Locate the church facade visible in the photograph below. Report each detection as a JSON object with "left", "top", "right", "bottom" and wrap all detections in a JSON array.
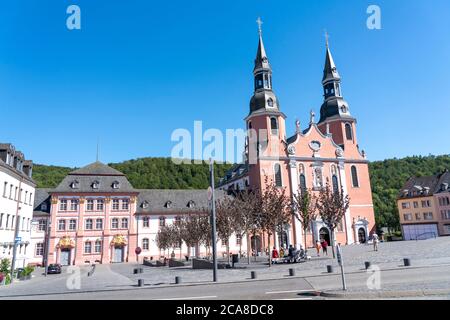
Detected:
[{"left": 219, "top": 25, "right": 376, "bottom": 250}]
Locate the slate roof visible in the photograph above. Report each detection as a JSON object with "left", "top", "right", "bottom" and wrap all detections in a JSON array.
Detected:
[
  {"left": 135, "top": 189, "right": 229, "bottom": 214},
  {"left": 398, "top": 170, "right": 449, "bottom": 199},
  {"left": 435, "top": 170, "right": 450, "bottom": 195},
  {"left": 52, "top": 161, "right": 136, "bottom": 193},
  {"left": 217, "top": 163, "right": 249, "bottom": 187},
  {"left": 33, "top": 188, "right": 51, "bottom": 216},
  {"left": 70, "top": 161, "right": 124, "bottom": 176}
]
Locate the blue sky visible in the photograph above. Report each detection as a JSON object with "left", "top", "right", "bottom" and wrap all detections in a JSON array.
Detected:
[{"left": 0, "top": 0, "right": 449, "bottom": 167}]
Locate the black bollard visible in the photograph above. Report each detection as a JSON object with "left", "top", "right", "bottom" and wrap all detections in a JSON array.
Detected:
[
  {"left": 138, "top": 279, "right": 144, "bottom": 287},
  {"left": 175, "top": 276, "right": 181, "bottom": 284},
  {"left": 251, "top": 271, "right": 257, "bottom": 279},
  {"left": 327, "top": 265, "right": 334, "bottom": 273},
  {"left": 365, "top": 261, "right": 371, "bottom": 270},
  {"left": 289, "top": 268, "right": 295, "bottom": 277},
  {"left": 403, "top": 258, "right": 411, "bottom": 267}
]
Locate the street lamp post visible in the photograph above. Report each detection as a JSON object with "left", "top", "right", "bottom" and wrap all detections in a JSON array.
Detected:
[
  {"left": 209, "top": 159, "right": 218, "bottom": 282},
  {"left": 44, "top": 216, "right": 52, "bottom": 277}
]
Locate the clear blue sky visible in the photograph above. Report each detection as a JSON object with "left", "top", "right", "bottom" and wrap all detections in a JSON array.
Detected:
[{"left": 0, "top": 0, "right": 449, "bottom": 167}]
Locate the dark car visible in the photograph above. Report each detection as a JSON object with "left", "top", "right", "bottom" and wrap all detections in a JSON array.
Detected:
[{"left": 46, "top": 264, "right": 62, "bottom": 274}]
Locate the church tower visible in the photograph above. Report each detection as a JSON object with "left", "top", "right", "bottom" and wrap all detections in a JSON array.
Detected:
[
  {"left": 317, "top": 38, "right": 360, "bottom": 155},
  {"left": 245, "top": 18, "right": 287, "bottom": 190}
]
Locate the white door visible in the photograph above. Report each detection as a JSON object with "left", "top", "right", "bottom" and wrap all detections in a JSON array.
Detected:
[
  {"left": 402, "top": 224, "right": 438, "bottom": 240},
  {"left": 60, "top": 249, "right": 70, "bottom": 266}
]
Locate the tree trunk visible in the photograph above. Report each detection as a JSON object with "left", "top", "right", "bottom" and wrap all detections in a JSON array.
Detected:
[
  {"left": 304, "top": 229, "right": 307, "bottom": 253},
  {"left": 227, "top": 240, "right": 230, "bottom": 265},
  {"left": 268, "top": 234, "right": 272, "bottom": 267},
  {"left": 247, "top": 233, "right": 251, "bottom": 265},
  {"left": 330, "top": 229, "right": 336, "bottom": 259}
]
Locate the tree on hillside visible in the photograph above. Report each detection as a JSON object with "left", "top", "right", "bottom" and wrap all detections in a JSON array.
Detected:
[
  {"left": 291, "top": 187, "right": 317, "bottom": 251},
  {"left": 316, "top": 180, "right": 350, "bottom": 258}
]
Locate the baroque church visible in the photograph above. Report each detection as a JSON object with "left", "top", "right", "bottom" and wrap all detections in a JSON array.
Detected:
[{"left": 218, "top": 22, "right": 376, "bottom": 251}]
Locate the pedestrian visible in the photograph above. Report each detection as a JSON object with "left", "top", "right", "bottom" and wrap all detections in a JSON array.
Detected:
[
  {"left": 280, "top": 247, "right": 285, "bottom": 258},
  {"left": 315, "top": 240, "right": 321, "bottom": 257},
  {"left": 288, "top": 245, "right": 294, "bottom": 263},
  {"left": 372, "top": 232, "right": 379, "bottom": 251},
  {"left": 321, "top": 239, "right": 328, "bottom": 256},
  {"left": 271, "top": 246, "right": 279, "bottom": 264}
]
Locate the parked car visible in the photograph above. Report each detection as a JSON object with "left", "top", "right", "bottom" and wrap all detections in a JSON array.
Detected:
[{"left": 46, "top": 264, "right": 62, "bottom": 274}]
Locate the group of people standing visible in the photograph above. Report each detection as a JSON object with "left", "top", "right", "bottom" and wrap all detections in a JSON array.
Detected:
[{"left": 315, "top": 239, "right": 329, "bottom": 256}]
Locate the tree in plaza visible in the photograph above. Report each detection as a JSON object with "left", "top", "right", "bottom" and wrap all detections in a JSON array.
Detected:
[
  {"left": 259, "top": 175, "right": 292, "bottom": 267},
  {"left": 291, "top": 187, "right": 317, "bottom": 252},
  {"left": 215, "top": 196, "right": 236, "bottom": 264},
  {"left": 234, "top": 189, "right": 263, "bottom": 264},
  {"left": 168, "top": 223, "right": 183, "bottom": 260},
  {"left": 180, "top": 214, "right": 208, "bottom": 258},
  {"left": 316, "top": 180, "right": 350, "bottom": 258},
  {"left": 155, "top": 226, "right": 171, "bottom": 257}
]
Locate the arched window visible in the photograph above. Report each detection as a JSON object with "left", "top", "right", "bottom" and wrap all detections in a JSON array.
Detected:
[
  {"left": 299, "top": 174, "right": 306, "bottom": 192},
  {"left": 274, "top": 164, "right": 282, "bottom": 187},
  {"left": 267, "top": 98, "right": 274, "bottom": 107},
  {"left": 332, "top": 175, "right": 339, "bottom": 193},
  {"left": 270, "top": 117, "right": 278, "bottom": 135},
  {"left": 351, "top": 166, "right": 359, "bottom": 187},
  {"left": 345, "top": 123, "right": 353, "bottom": 140},
  {"left": 142, "top": 238, "right": 149, "bottom": 250}
]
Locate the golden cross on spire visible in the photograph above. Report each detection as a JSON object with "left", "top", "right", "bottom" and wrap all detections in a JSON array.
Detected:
[{"left": 256, "top": 17, "right": 263, "bottom": 35}]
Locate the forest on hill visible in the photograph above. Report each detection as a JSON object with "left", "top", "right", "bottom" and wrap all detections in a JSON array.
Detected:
[{"left": 32, "top": 155, "right": 450, "bottom": 231}]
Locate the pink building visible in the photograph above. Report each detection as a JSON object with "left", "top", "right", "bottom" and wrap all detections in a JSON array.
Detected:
[
  {"left": 219, "top": 25, "right": 376, "bottom": 250},
  {"left": 46, "top": 162, "right": 139, "bottom": 265}
]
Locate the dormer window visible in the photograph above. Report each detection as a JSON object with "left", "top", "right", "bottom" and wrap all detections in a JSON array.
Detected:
[
  {"left": 41, "top": 203, "right": 47, "bottom": 211},
  {"left": 112, "top": 181, "right": 120, "bottom": 189},
  {"left": 187, "top": 201, "right": 195, "bottom": 208},
  {"left": 165, "top": 201, "right": 172, "bottom": 209},
  {"left": 92, "top": 181, "right": 100, "bottom": 189},
  {"left": 70, "top": 180, "right": 79, "bottom": 189},
  {"left": 141, "top": 201, "right": 150, "bottom": 209}
]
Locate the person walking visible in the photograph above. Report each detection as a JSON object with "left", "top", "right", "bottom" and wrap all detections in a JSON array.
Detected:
[
  {"left": 315, "top": 240, "right": 321, "bottom": 257},
  {"left": 372, "top": 232, "right": 380, "bottom": 251},
  {"left": 321, "top": 239, "right": 328, "bottom": 256},
  {"left": 288, "top": 245, "right": 294, "bottom": 263},
  {"left": 271, "top": 246, "right": 279, "bottom": 264}
]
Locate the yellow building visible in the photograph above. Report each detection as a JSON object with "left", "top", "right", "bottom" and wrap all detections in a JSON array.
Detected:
[{"left": 397, "top": 170, "right": 450, "bottom": 240}]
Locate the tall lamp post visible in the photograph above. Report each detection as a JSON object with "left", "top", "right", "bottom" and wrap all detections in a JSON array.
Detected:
[
  {"left": 208, "top": 158, "right": 218, "bottom": 282},
  {"left": 44, "top": 214, "right": 52, "bottom": 277}
]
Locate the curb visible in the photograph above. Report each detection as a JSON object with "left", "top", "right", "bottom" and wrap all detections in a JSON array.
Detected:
[{"left": 320, "top": 288, "right": 450, "bottom": 299}]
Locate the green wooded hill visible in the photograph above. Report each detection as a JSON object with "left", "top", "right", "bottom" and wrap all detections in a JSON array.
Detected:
[{"left": 32, "top": 155, "right": 450, "bottom": 230}]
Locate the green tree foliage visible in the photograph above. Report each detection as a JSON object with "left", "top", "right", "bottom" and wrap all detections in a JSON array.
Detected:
[{"left": 32, "top": 165, "right": 74, "bottom": 188}]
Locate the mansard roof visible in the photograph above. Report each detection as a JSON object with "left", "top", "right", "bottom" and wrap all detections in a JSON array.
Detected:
[
  {"left": 70, "top": 161, "right": 124, "bottom": 176},
  {"left": 135, "top": 189, "right": 229, "bottom": 214},
  {"left": 398, "top": 170, "right": 450, "bottom": 199},
  {"left": 52, "top": 161, "right": 136, "bottom": 193}
]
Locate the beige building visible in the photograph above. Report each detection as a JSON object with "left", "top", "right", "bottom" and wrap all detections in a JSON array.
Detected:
[{"left": 397, "top": 170, "right": 450, "bottom": 240}]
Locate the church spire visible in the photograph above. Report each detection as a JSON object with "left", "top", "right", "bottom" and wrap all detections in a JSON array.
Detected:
[
  {"left": 248, "top": 18, "right": 280, "bottom": 115},
  {"left": 322, "top": 31, "right": 341, "bottom": 89},
  {"left": 318, "top": 33, "right": 352, "bottom": 124},
  {"left": 254, "top": 17, "right": 271, "bottom": 73}
]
